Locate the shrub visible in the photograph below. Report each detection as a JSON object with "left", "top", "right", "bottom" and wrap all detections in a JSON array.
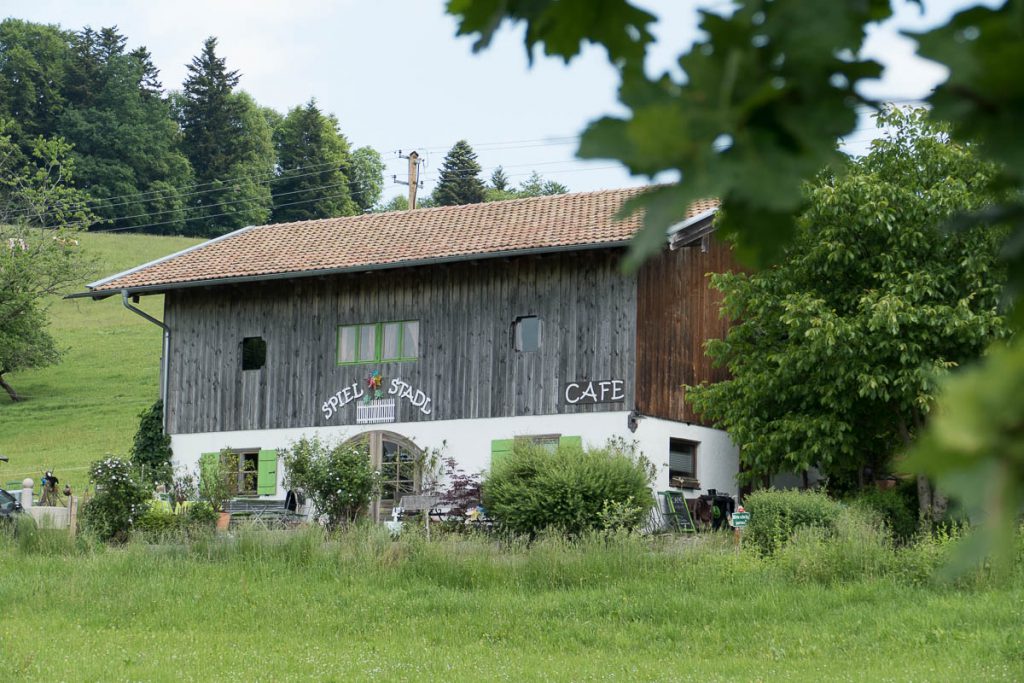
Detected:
[
  {"left": 184, "top": 501, "right": 218, "bottom": 528},
  {"left": 743, "top": 489, "right": 843, "bottom": 555},
  {"left": 130, "top": 400, "right": 173, "bottom": 485},
  {"left": 774, "top": 506, "right": 895, "bottom": 584},
  {"left": 198, "top": 449, "right": 240, "bottom": 512},
  {"left": 81, "top": 457, "right": 150, "bottom": 542},
  {"left": 135, "top": 506, "right": 181, "bottom": 535},
  {"left": 282, "top": 435, "right": 378, "bottom": 529},
  {"left": 481, "top": 437, "right": 655, "bottom": 537},
  {"left": 849, "top": 483, "right": 919, "bottom": 542},
  {"left": 436, "top": 456, "right": 483, "bottom": 517}
]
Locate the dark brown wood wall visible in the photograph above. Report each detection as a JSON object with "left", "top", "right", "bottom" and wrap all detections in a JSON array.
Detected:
[
  {"left": 163, "top": 250, "right": 638, "bottom": 435},
  {"left": 635, "top": 237, "right": 738, "bottom": 424}
]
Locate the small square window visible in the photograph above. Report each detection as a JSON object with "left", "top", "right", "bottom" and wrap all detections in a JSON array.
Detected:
[
  {"left": 242, "top": 337, "right": 266, "bottom": 371},
  {"left": 514, "top": 316, "right": 542, "bottom": 352},
  {"left": 669, "top": 438, "right": 699, "bottom": 489}
]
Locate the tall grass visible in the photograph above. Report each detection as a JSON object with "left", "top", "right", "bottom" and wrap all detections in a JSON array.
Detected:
[
  {"left": 1, "top": 524, "right": 1021, "bottom": 680},
  {"left": 2, "top": 524, "right": 1022, "bottom": 680}
]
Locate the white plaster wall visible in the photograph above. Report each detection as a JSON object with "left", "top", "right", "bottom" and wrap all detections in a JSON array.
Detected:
[{"left": 170, "top": 412, "right": 739, "bottom": 501}]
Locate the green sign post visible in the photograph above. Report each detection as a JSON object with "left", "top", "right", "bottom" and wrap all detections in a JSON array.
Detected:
[{"left": 730, "top": 511, "right": 750, "bottom": 528}]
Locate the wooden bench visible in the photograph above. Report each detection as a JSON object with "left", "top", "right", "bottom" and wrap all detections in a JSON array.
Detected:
[
  {"left": 225, "top": 498, "right": 302, "bottom": 528},
  {"left": 397, "top": 495, "right": 440, "bottom": 538}
]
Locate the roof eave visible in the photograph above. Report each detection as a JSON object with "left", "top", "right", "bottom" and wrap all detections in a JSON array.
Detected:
[
  {"left": 80, "top": 239, "right": 634, "bottom": 299},
  {"left": 84, "top": 225, "right": 257, "bottom": 290}
]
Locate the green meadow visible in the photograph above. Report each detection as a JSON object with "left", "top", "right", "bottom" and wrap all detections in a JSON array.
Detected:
[
  {"left": 0, "top": 527, "right": 1021, "bottom": 682},
  {"left": 0, "top": 232, "right": 200, "bottom": 492}
]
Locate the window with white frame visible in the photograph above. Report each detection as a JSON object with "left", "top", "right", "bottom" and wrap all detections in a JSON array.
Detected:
[{"left": 669, "top": 438, "right": 699, "bottom": 489}]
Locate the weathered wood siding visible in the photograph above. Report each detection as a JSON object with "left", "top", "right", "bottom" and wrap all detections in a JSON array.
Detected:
[
  {"left": 164, "top": 250, "right": 637, "bottom": 434},
  {"left": 635, "top": 238, "right": 738, "bottom": 425}
]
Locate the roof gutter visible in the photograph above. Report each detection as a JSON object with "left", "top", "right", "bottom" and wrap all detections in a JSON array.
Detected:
[
  {"left": 122, "top": 290, "right": 170, "bottom": 427},
  {"left": 76, "top": 239, "right": 634, "bottom": 299}
]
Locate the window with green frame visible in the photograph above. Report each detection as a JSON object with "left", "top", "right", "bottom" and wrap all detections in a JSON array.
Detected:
[{"left": 337, "top": 320, "right": 419, "bottom": 365}]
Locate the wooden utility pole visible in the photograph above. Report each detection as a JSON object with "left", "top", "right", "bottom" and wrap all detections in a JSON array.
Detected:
[{"left": 393, "top": 150, "right": 423, "bottom": 209}]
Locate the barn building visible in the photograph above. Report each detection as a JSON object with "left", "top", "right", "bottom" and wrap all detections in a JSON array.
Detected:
[{"left": 77, "top": 188, "right": 740, "bottom": 519}]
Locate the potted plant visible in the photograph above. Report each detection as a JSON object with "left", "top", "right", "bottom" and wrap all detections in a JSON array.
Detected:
[{"left": 199, "top": 449, "right": 239, "bottom": 530}]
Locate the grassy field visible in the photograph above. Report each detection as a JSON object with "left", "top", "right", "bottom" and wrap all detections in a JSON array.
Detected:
[
  {"left": 0, "top": 232, "right": 201, "bottom": 492},
  {"left": 0, "top": 528, "right": 1021, "bottom": 682}
]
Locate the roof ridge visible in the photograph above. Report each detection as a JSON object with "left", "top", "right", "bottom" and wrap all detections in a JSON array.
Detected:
[{"left": 250, "top": 186, "right": 650, "bottom": 232}]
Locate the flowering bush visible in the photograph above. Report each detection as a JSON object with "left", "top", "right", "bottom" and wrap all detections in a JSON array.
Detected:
[
  {"left": 81, "top": 457, "right": 150, "bottom": 542},
  {"left": 282, "top": 436, "right": 378, "bottom": 529}
]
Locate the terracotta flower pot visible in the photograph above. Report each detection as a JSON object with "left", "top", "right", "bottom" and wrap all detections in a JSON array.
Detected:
[{"left": 216, "top": 511, "right": 231, "bottom": 531}]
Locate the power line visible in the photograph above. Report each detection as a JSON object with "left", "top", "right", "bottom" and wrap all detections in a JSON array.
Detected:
[
  {"left": 64, "top": 179, "right": 353, "bottom": 229},
  {"left": 3, "top": 158, "right": 351, "bottom": 220},
  {"left": 91, "top": 188, "right": 367, "bottom": 234},
  {"left": 88, "top": 165, "right": 628, "bottom": 235}
]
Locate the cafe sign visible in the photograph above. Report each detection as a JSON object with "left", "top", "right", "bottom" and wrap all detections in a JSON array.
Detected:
[{"left": 562, "top": 379, "right": 626, "bottom": 405}]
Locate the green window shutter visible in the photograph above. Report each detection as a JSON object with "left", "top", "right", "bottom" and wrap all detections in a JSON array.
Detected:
[
  {"left": 559, "top": 436, "right": 583, "bottom": 450},
  {"left": 490, "top": 439, "right": 514, "bottom": 469},
  {"left": 198, "top": 452, "right": 220, "bottom": 492},
  {"left": 257, "top": 449, "right": 278, "bottom": 496}
]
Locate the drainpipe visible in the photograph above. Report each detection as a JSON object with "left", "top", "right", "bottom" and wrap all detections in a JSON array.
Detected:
[{"left": 121, "top": 290, "right": 170, "bottom": 428}]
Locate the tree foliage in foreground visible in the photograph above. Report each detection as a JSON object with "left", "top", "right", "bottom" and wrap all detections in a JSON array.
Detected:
[
  {"left": 688, "top": 111, "right": 1007, "bottom": 517},
  {"left": 447, "top": 0, "right": 1024, "bottom": 561}
]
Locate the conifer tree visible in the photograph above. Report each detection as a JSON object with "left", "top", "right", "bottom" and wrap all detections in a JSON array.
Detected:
[
  {"left": 432, "top": 139, "right": 485, "bottom": 206},
  {"left": 490, "top": 166, "right": 509, "bottom": 191},
  {"left": 179, "top": 38, "right": 273, "bottom": 235}
]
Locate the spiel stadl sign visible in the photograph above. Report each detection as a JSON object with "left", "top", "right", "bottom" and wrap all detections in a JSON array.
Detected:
[{"left": 322, "top": 372, "right": 434, "bottom": 421}]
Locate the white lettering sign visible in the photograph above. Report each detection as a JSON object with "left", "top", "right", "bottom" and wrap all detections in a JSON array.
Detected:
[
  {"left": 322, "top": 382, "right": 365, "bottom": 419},
  {"left": 321, "top": 378, "right": 435, "bottom": 422},
  {"left": 388, "top": 378, "right": 433, "bottom": 415},
  {"left": 563, "top": 379, "right": 626, "bottom": 405}
]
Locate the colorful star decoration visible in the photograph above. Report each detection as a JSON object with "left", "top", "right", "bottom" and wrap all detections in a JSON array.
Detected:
[{"left": 364, "top": 370, "right": 385, "bottom": 402}]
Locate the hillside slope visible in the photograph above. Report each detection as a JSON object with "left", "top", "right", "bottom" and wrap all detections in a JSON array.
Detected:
[{"left": 0, "top": 232, "right": 201, "bottom": 492}]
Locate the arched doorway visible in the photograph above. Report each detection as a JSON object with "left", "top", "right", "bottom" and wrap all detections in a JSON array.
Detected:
[{"left": 344, "top": 431, "right": 423, "bottom": 522}]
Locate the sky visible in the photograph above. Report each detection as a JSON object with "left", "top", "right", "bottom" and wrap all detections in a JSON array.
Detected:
[{"left": 0, "top": 0, "right": 994, "bottom": 204}]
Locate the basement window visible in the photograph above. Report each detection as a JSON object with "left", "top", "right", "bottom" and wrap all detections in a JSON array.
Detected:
[
  {"left": 669, "top": 439, "right": 699, "bottom": 489},
  {"left": 514, "top": 316, "right": 542, "bottom": 352},
  {"left": 242, "top": 337, "right": 266, "bottom": 371}
]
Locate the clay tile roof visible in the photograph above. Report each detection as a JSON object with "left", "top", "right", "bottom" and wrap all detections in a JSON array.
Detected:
[{"left": 86, "top": 187, "right": 719, "bottom": 295}]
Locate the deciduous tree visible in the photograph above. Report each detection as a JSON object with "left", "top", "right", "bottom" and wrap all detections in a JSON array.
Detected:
[
  {"left": 0, "top": 124, "right": 95, "bottom": 401},
  {"left": 687, "top": 111, "right": 1007, "bottom": 519},
  {"left": 272, "top": 99, "right": 356, "bottom": 222}
]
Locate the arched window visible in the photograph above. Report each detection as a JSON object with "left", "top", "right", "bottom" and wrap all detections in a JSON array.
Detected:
[{"left": 343, "top": 431, "right": 423, "bottom": 522}]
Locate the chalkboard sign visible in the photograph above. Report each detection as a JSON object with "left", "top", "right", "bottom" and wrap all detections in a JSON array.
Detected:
[{"left": 660, "top": 491, "right": 696, "bottom": 533}]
